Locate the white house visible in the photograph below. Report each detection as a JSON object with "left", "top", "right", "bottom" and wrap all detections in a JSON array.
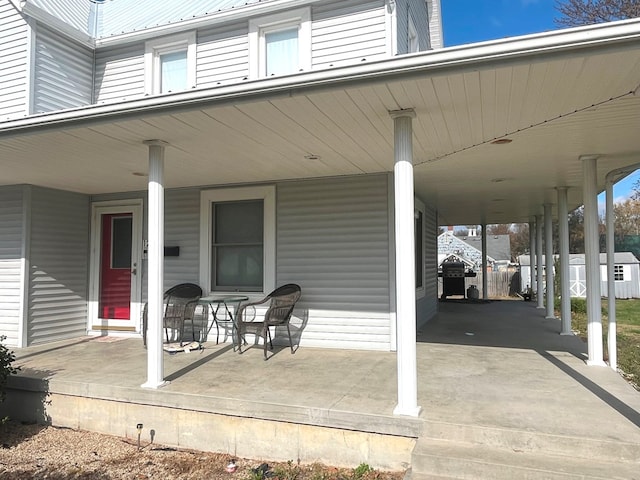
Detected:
[
  {"left": 1, "top": 0, "right": 640, "bottom": 417},
  {"left": 518, "top": 253, "right": 640, "bottom": 299}
]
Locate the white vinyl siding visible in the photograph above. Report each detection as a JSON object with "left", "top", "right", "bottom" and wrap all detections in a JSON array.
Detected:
[
  {"left": 164, "top": 189, "right": 200, "bottom": 290},
  {"left": 28, "top": 187, "right": 89, "bottom": 345},
  {"left": 396, "top": 0, "right": 430, "bottom": 55},
  {"left": 33, "top": 25, "right": 93, "bottom": 113},
  {"left": 94, "top": 44, "right": 145, "bottom": 104},
  {"left": 197, "top": 23, "right": 249, "bottom": 88},
  {"left": 312, "top": 0, "right": 387, "bottom": 70},
  {"left": 0, "top": 186, "right": 26, "bottom": 346},
  {"left": 0, "top": 3, "right": 29, "bottom": 119},
  {"left": 277, "top": 175, "right": 392, "bottom": 350}
]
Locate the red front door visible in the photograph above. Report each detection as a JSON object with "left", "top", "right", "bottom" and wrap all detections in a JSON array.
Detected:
[{"left": 99, "top": 213, "right": 133, "bottom": 320}]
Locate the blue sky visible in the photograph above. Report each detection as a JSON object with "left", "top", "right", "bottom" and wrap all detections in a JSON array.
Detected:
[{"left": 441, "top": 0, "right": 639, "bottom": 201}]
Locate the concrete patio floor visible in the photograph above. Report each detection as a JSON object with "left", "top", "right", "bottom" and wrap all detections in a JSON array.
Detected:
[{"left": 5, "top": 299, "right": 640, "bottom": 477}]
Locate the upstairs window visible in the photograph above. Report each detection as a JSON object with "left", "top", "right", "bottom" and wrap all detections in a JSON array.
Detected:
[
  {"left": 145, "top": 32, "right": 196, "bottom": 94},
  {"left": 408, "top": 17, "right": 419, "bottom": 53},
  {"left": 250, "top": 8, "right": 311, "bottom": 78}
]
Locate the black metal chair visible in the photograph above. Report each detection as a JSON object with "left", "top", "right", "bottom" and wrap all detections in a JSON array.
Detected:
[
  {"left": 142, "top": 283, "right": 203, "bottom": 347},
  {"left": 235, "top": 284, "right": 301, "bottom": 360}
]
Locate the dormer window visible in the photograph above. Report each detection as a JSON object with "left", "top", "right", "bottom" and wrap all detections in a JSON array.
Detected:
[
  {"left": 145, "top": 32, "right": 196, "bottom": 94},
  {"left": 249, "top": 8, "right": 311, "bottom": 79}
]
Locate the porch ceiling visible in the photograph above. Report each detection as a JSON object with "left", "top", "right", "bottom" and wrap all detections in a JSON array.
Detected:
[{"left": 2, "top": 21, "right": 640, "bottom": 225}]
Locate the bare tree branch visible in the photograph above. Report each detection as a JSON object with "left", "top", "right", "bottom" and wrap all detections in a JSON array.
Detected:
[{"left": 555, "top": 0, "right": 640, "bottom": 27}]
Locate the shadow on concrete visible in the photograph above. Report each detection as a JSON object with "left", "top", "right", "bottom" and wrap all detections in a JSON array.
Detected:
[
  {"left": 418, "top": 299, "right": 587, "bottom": 359},
  {"left": 538, "top": 350, "right": 640, "bottom": 428},
  {"left": 165, "top": 344, "right": 235, "bottom": 382}
]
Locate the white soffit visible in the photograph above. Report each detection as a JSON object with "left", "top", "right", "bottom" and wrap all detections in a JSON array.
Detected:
[{"left": 0, "top": 19, "right": 640, "bottom": 225}]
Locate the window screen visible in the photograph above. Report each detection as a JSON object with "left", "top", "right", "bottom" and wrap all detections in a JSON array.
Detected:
[{"left": 211, "top": 200, "right": 264, "bottom": 291}]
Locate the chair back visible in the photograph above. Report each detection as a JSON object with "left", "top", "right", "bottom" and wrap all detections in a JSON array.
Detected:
[
  {"left": 162, "top": 283, "right": 203, "bottom": 328},
  {"left": 264, "top": 283, "right": 301, "bottom": 326}
]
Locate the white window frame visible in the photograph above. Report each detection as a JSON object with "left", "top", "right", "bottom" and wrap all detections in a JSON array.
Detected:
[
  {"left": 145, "top": 32, "right": 196, "bottom": 95},
  {"left": 614, "top": 264, "right": 627, "bottom": 282},
  {"left": 199, "top": 186, "right": 276, "bottom": 296},
  {"left": 408, "top": 16, "right": 419, "bottom": 53},
  {"left": 415, "top": 198, "right": 426, "bottom": 299},
  {"left": 249, "top": 8, "right": 311, "bottom": 79}
]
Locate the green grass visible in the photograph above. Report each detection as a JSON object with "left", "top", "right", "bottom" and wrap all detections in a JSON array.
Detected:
[{"left": 562, "top": 298, "right": 640, "bottom": 390}]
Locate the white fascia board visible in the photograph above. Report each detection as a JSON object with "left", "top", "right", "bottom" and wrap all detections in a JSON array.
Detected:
[
  {"left": 95, "top": 0, "right": 325, "bottom": 48},
  {"left": 21, "top": 2, "right": 94, "bottom": 47},
  {"left": 2, "top": 18, "right": 640, "bottom": 136}
]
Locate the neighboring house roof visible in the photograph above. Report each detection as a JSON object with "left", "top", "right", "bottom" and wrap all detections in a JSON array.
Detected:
[
  {"left": 461, "top": 235, "right": 511, "bottom": 262},
  {"left": 438, "top": 231, "right": 511, "bottom": 266},
  {"left": 23, "top": 0, "right": 279, "bottom": 40},
  {"left": 517, "top": 252, "right": 640, "bottom": 265}
]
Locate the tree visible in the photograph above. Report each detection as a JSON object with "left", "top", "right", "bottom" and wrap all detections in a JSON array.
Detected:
[
  {"left": 613, "top": 198, "right": 640, "bottom": 237},
  {"left": 555, "top": 0, "right": 640, "bottom": 27},
  {"left": 632, "top": 178, "right": 640, "bottom": 201},
  {"left": 509, "top": 223, "right": 531, "bottom": 258},
  {"left": 486, "top": 224, "right": 512, "bottom": 235},
  {"left": 568, "top": 206, "right": 586, "bottom": 253}
]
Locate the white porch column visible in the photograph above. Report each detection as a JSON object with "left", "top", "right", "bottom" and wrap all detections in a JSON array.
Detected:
[
  {"left": 529, "top": 219, "right": 535, "bottom": 294},
  {"left": 544, "top": 203, "right": 555, "bottom": 319},
  {"left": 535, "top": 214, "right": 544, "bottom": 309},
  {"left": 142, "top": 140, "right": 169, "bottom": 389},
  {"left": 390, "top": 109, "right": 420, "bottom": 417},
  {"left": 605, "top": 176, "right": 617, "bottom": 370},
  {"left": 582, "top": 155, "right": 605, "bottom": 366},
  {"left": 481, "top": 223, "right": 488, "bottom": 299},
  {"left": 557, "top": 187, "right": 572, "bottom": 335}
]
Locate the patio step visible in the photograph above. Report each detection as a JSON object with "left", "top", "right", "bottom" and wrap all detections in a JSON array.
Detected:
[
  {"left": 408, "top": 437, "right": 640, "bottom": 480},
  {"left": 408, "top": 420, "right": 640, "bottom": 480},
  {"left": 421, "top": 419, "right": 640, "bottom": 463}
]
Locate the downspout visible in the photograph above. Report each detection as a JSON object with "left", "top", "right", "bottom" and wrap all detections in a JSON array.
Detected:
[{"left": 605, "top": 162, "right": 640, "bottom": 371}]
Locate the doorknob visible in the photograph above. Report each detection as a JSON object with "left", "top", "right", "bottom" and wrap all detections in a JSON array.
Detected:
[{"left": 132, "top": 263, "right": 137, "bottom": 276}]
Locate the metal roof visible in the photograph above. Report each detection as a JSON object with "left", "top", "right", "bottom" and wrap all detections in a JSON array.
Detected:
[
  {"left": 24, "top": 0, "right": 268, "bottom": 39},
  {"left": 518, "top": 253, "right": 640, "bottom": 265}
]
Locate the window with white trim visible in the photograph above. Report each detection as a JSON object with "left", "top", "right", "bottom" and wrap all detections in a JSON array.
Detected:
[
  {"left": 145, "top": 32, "right": 196, "bottom": 94},
  {"left": 614, "top": 264, "right": 625, "bottom": 281},
  {"left": 249, "top": 8, "right": 311, "bottom": 78},
  {"left": 200, "top": 186, "right": 275, "bottom": 294}
]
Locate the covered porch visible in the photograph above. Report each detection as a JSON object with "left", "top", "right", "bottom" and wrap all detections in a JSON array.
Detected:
[{"left": 5, "top": 300, "right": 640, "bottom": 477}]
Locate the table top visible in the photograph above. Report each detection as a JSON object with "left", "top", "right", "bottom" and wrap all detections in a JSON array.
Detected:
[{"left": 198, "top": 294, "right": 249, "bottom": 304}]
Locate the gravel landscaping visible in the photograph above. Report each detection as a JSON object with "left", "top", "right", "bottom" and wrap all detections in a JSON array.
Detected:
[{"left": 0, "top": 421, "right": 406, "bottom": 480}]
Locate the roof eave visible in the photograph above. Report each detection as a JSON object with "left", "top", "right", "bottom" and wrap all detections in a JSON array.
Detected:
[
  {"left": 22, "top": 2, "right": 95, "bottom": 47},
  {"left": 1, "top": 18, "right": 640, "bottom": 137}
]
